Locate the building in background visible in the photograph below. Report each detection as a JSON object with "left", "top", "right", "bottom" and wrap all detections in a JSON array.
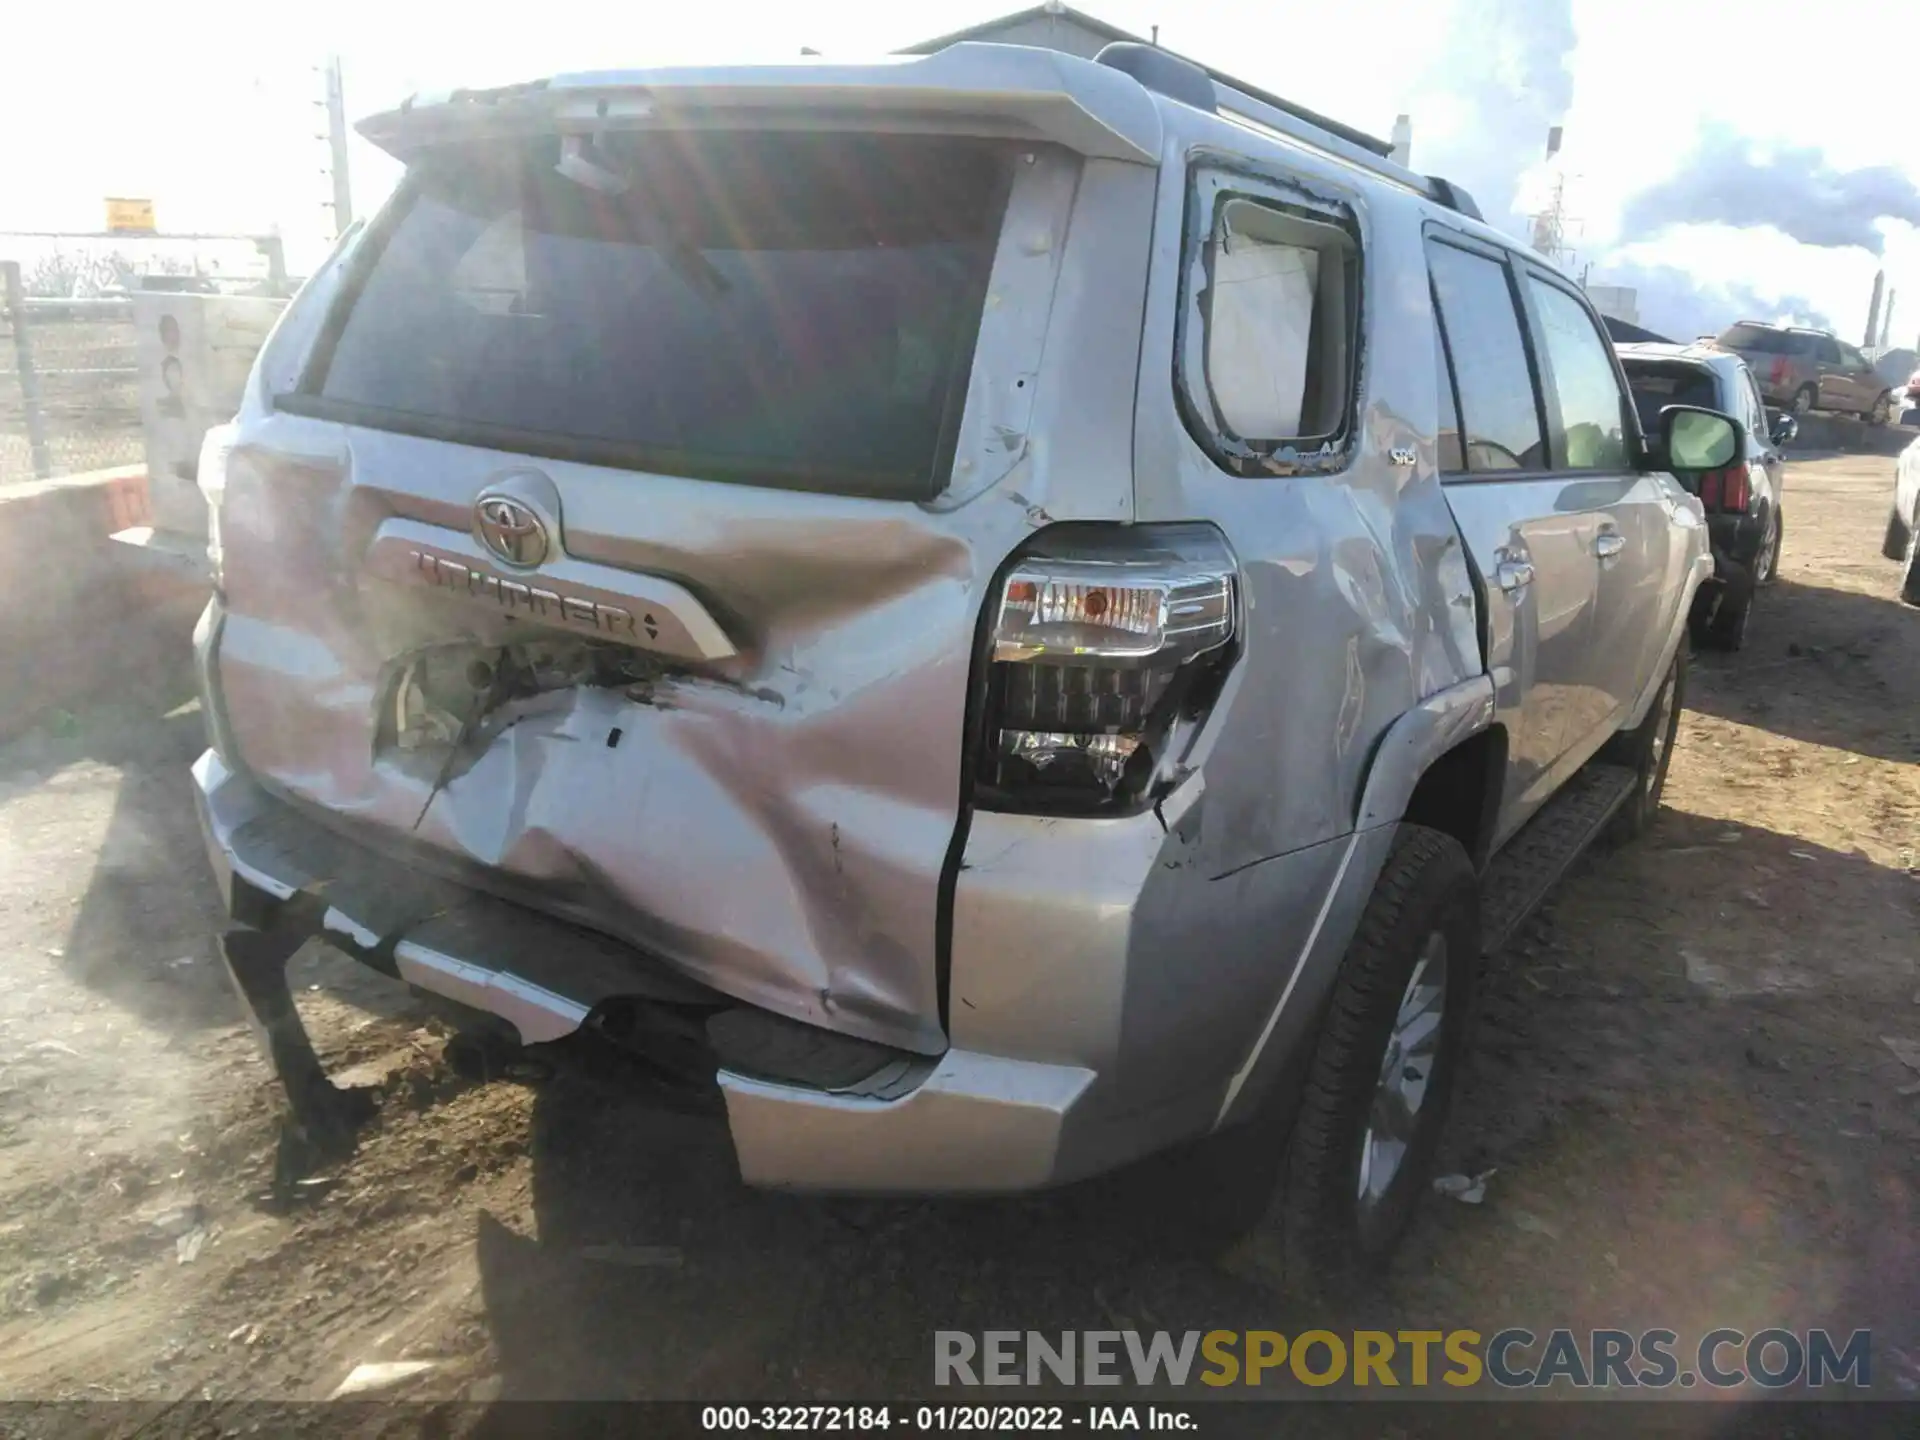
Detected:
[
  {"left": 1587, "top": 285, "right": 1641, "bottom": 327},
  {"left": 899, "top": 3, "right": 1396, "bottom": 158}
]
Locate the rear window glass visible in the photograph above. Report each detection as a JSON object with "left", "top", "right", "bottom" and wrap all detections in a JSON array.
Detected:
[
  {"left": 1718, "top": 324, "right": 1809, "bottom": 355},
  {"left": 305, "top": 133, "right": 1012, "bottom": 499},
  {"left": 1621, "top": 361, "right": 1720, "bottom": 436}
]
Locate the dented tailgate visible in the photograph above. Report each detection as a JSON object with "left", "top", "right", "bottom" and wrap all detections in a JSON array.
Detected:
[{"left": 204, "top": 89, "right": 1159, "bottom": 1055}]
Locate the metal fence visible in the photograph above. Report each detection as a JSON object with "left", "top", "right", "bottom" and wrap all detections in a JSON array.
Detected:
[
  {"left": 1, "top": 264, "right": 142, "bottom": 484},
  {"left": 1, "top": 234, "right": 291, "bottom": 487}
]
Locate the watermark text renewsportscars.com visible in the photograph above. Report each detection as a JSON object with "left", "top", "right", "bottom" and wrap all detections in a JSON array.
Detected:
[{"left": 934, "top": 1328, "right": 1873, "bottom": 1391}]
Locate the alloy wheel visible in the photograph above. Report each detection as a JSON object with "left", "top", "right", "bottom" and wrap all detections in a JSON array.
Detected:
[
  {"left": 1356, "top": 932, "right": 1448, "bottom": 1211},
  {"left": 1646, "top": 671, "right": 1677, "bottom": 789}
]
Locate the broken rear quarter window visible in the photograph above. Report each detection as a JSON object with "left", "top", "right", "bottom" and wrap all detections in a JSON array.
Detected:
[{"left": 1180, "top": 174, "right": 1360, "bottom": 470}]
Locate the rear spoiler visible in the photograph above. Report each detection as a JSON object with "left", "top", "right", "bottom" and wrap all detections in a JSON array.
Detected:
[{"left": 358, "top": 44, "right": 1163, "bottom": 165}]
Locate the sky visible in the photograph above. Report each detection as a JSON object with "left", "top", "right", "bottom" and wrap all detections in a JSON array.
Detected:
[{"left": 4, "top": 0, "right": 1917, "bottom": 345}]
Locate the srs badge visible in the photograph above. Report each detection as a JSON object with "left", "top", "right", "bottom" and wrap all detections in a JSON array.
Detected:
[{"left": 473, "top": 493, "right": 549, "bottom": 569}]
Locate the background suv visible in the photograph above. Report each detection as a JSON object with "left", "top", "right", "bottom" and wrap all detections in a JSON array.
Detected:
[
  {"left": 1714, "top": 321, "right": 1894, "bottom": 424},
  {"left": 1619, "top": 342, "right": 1796, "bottom": 649}
]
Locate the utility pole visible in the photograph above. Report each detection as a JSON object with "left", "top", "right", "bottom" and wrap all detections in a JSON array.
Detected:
[
  {"left": 322, "top": 55, "right": 353, "bottom": 239},
  {"left": 1879, "top": 291, "right": 1895, "bottom": 350},
  {"left": 1864, "top": 269, "right": 1885, "bottom": 349},
  {"left": 1528, "top": 127, "right": 1580, "bottom": 270}
]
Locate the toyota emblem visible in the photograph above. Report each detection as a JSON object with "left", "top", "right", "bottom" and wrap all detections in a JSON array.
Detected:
[{"left": 474, "top": 493, "right": 549, "bottom": 569}]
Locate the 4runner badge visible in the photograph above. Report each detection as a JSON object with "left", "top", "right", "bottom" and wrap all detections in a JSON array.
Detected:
[{"left": 474, "top": 494, "right": 549, "bottom": 569}]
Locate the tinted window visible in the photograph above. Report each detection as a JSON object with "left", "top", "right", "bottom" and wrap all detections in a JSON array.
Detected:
[
  {"left": 1621, "top": 360, "right": 1719, "bottom": 435},
  {"left": 1427, "top": 242, "right": 1546, "bottom": 472},
  {"left": 1838, "top": 342, "right": 1869, "bottom": 369},
  {"left": 1526, "top": 278, "right": 1628, "bottom": 469},
  {"left": 1744, "top": 370, "right": 1770, "bottom": 431},
  {"left": 313, "top": 133, "right": 1010, "bottom": 500},
  {"left": 1432, "top": 311, "right": 1465, "bottom": 472},
  {"left": 1719, "top": 325, "right": 1817, "bottom": 356},
  {"left": 1815, "top": 335, "right": 1842, "bottom": 363}
]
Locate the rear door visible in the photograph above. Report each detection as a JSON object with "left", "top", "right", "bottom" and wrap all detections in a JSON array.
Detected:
[
  {"left": 1815, "top": 334, "right": 1850, "bottom": 410},
  {"left": 1835, "top": 340, "right": 1880, "bottom": 413},
  {"left": 1429, "top": 234, "right": 1594, "bottom": 843},
  {"left": 1515, "top": 266, "right": 1673, "bottom": 760}
]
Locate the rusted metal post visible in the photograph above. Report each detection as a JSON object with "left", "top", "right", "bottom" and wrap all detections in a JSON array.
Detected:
[{"left": 1, "top": 260, "right": 53, "bottom": 480}]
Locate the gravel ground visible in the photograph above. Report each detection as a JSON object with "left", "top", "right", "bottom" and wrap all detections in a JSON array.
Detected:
[{"left": 0, "top": 453, "right": 1914, "bottom": 1431}]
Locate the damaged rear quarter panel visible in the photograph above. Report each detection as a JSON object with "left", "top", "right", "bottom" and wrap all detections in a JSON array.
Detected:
[{"left": 1098, "top": 120, "right": 1481, "bottom": 1109}]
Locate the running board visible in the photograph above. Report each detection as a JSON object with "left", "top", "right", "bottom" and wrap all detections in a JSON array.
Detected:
[{"left": 1478, "top": 762, "right": 1639, "bottom": 956}]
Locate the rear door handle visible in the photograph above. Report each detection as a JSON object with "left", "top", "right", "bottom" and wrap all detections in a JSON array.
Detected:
[
  {"left": 1496, "top": 559, "right": 1535, "bottom": 593},
  {"left": 1594, "top": 529, "right": 1626, "bottom": 561}
]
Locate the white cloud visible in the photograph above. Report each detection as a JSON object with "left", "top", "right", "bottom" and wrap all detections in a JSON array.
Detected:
[{"left": 1, "top": 0, "right": 1915, "bottom": 338}]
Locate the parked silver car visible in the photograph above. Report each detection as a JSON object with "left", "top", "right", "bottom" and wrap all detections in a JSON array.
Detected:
[{"left": 192, "top": 42, "right": 1722, "bottom": 1283}]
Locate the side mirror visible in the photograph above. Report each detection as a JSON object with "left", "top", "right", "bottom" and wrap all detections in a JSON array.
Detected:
[
  {"left": 1657, "top": 405, "right": 1741, "bottom": 472},
  {"left": 1768, "top": 410, "right": 1799, "bottom": 447}
]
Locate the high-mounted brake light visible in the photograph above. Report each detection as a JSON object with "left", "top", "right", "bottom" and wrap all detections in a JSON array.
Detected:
[{"left": 976, "top": 526, "right": 1238, "bottom": 812}]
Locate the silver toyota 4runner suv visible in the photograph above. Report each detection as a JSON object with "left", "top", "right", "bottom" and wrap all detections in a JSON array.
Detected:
[{"left": 192, "top": 43, "right": 1728, "bottom": 1284}]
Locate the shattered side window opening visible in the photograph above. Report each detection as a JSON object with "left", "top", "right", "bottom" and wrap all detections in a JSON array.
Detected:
[
  {"left": 305, "top": 131, "right": 1012, "bottom": 501},
  {"left": 1177, "top": 164, "right": 1362, "bottom": 477}
]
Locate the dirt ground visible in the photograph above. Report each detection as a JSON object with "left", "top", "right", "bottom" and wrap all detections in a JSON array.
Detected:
[{"left": 0, "top": 454, "right": 1915, "bottom": 1426}]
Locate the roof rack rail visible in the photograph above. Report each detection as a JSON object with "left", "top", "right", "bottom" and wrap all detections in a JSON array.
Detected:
[{"left": 1091, "top": 43, "right": 1485, "bottom": 223}]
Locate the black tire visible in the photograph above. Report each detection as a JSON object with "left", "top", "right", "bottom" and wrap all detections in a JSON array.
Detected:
[
  {"left": 1694, "top": 589, "right": 1750, "bottom": 652},
  {"left": 1869, "top": 392, "right": 1894, "bottom": 427},
  {"left": 1791, "top": 385, "right": 1816, "bottom": 418},
  {"left": 1274, "top": 825, "right": 1480, "bottom": 1299},
  {"left": 1602, "top": 643, "right": 1687, "bottom": 842},
  {"left": 1886, "top": 507, "right": 1913, "bottom": 563},
  {"left": 1903, "top": 522, "right": 1920, "bottom": 607}
]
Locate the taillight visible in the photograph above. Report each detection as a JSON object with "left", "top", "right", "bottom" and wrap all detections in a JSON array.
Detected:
[
  {"left": 1697, "top": 461, "right": 1750, "bottom": 513},
  {"left": 196, "top": 422, "right": 238, "bottom": 587},
  {"left": 1770, "top": 356, "right": 1789, "bottom": 386},
  {"left": 975, "top": 524, "right": 1238, "bottom": 814}
]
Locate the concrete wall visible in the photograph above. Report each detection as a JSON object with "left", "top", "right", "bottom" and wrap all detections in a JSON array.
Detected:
[
  {"left": 0, "top": 468, "right": 205, "bottom": 740},
  {"left": 1787, "top": 413, "right": 1915, "bottom": 458}
]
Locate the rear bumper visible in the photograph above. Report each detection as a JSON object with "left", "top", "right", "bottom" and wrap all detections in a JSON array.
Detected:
[{"left": 193, "top": 748, "right": 1101, "bottom": 1192}]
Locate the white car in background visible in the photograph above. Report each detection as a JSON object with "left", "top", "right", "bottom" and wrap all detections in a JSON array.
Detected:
[{"left": 1886, "top": 437, "right": 1920, "bottom": 604}]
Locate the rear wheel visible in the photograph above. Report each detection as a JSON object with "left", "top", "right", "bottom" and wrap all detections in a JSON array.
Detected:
[
  {"left": 1869, "top": 391, "right": 1894, "bottom": 426},
  {"left": 1791, "top": 385, "right": 1816, "bottom": 417},
  {"left": 1603, "top": 643, "right": 1686, "bottom": 841},
  {"left": 1756, "top": 509, "right": 1782, "bottom": 586},
  {"left": 1886, "top": 507, "right": 1913, "bottom": 562},
  {"left": 1271, "top": 826, "right": 1479, "bottom": 1298},
  {"left": 1693, "top": 587, "right": 1751, "bottom": 652}
]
